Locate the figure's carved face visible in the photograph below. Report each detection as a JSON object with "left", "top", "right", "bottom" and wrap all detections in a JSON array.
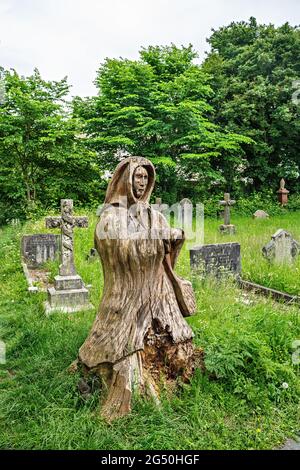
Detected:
[{"left": 133, "top": 166, "right": 148, "bottom": 198}]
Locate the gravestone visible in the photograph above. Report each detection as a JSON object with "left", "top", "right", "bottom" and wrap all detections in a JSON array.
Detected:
[
  {"left": 21, "top": 234, "right": 60, "bottom": 268},
  {"left": 277, "top": 178, "right": 289, "bottom": 206},
  {"left": 44, "top": 199, "right": 93, "bottom": 314},
  {"left": 190, "top": 242, "right": 241, "bottom": 278},
  {"left": 253, "top": 210, "right": 269, "bottom": 219},
  {"left": 151, "top": 197, "right": 169, "bottom": 216},
  {"left": 262, "top": 229, "right": 300, "bottom": 264},
  {"left": 0, "top": 340, "right": 5, "bottom": 365},
  {"left": 219, "top": 193, "right": 236, "bottom": 234},
  {"left": 180, "top": 198, "right": 192, "bottom": 206},
  {"left": 178, "top": 198, "right": 193, "bottom": 229},
  {"left": 74, "top": 156, "right": 197, "bottom": 422}
]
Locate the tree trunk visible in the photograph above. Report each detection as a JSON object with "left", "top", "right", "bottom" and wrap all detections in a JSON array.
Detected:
[{"left": 72, "top": 222, "right": 203, "bottom": 422}]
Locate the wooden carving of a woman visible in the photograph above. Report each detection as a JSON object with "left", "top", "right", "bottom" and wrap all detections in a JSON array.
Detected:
[{"left": 75, "top": 156, "right": 198, "bottom": 421}]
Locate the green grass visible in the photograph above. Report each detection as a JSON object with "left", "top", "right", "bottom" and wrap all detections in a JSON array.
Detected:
[
  {"left": 203, "top": 212, "right": 300, "bottom": 295},
  {"left": 0, "top": 212, "right": 299, "bottom": 450}
]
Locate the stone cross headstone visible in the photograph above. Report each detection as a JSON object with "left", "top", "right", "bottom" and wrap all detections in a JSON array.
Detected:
[
  {"left": 152, "top": 197, "right": 169, "bottom": 216},
  {"left": 190, "top": 242, "right": 241, "bottom": 279},
  {"left": 44, "top": 199, "right": 92, "bottom": 314},
  {"left": 46, "top": 199, "right": 88, "bottom": 276},
  {"left": 262, "top": 229, "right": 300, "bottom": 264},
  {"left": 10, "top": 218, "right": 20, "bottom": 227},
  {"left": 21, "top": 234, "right": 60, "bottom": 268},
  {"left": 253, "top": 210, "right": 269, "bottom": 219},
  {"left": 219, "top": 193, "right": 236, "bottom": 234},
  {"left": 178, "top": 198, "right": 193, "bottom": 229},
  {"left": 277, "top": 178, "right": 289, "bottom": 206}
]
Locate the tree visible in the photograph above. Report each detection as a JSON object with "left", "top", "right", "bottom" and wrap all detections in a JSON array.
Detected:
[
  {"left": 204, "top": 18, "right": 300, "bottom": 192},
  {"left": 0, "top": 69, "right": 99, "bottom": 224},
  {"left": 74, "top": 45, "right": 252, "bottom": 202}
]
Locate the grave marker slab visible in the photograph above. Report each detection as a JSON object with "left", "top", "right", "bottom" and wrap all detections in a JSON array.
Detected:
[
  {"left": 190, "top": 242, "right": 241, "bottom": 278},
  {"left": 253, "top": 210, "right": 269, "bottom": 219},
  {"left": 44, "top": 199, "right": 93, "bottom": 314},
  {"left": 151, "top": 197, "right": 169, "bottom": 215},
  {"left": 277, "top": 178, "right": 289, "bottom": 206},
  {"left": 262, "top": 229, "right": 299, "bottom": 264},
  {"left": 178, "top": 198, "right": 193, "bottom": 229}
]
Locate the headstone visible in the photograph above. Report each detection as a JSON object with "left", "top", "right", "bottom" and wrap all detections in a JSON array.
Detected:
[
  {"left": 21, "top": 234, "right": 60, "bottom": 268},
  {"left": 151, "top": 197, "right": 169, "bottom": 215},
  {"left": 219, "top": 193, "right": 236, "bottom": 234},
  {"left": 262, "top": 229, "right": 300, "bottom": 264},
  {"left": 253, "top": 210, "right": 269, "bottom": 219},
  {"left": 86, "top": 247, "right": 98, "bottom": 261},
  {"left": 179, "top": 198, "right": 192, "bottom": 206},
  {"left": 76, "top": 156, "right": 196, "bottom": 422},
  {"left": 277, "top": 178, "right": 289, "bottom": 206},
  {"left": 178, "top": 198, "right": 193, "bottom": 228},
  {"left": 44, "top": 199, "right": 93, "bottom": 314},
  {"left": 190, "top": 242, "right": 241, "bottom": 278}
]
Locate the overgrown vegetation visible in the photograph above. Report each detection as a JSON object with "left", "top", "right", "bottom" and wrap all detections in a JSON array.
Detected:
[
  {"left": 1, "top": 18, "right": 299, "bottom": 223},
  {"left": 0, "top": 213, "right": 299, "bottom": 450}
]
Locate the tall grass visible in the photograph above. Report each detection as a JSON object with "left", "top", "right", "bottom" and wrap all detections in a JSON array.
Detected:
[{"left": 0, "top": 212, "right": 299, "bottom": 450}]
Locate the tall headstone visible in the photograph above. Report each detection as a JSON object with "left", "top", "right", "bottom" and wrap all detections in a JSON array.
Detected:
[
  {"left": 190, "top": 242, "right": 241, "bottom": 279},
  {"left": 253, "top": 210, "right": 269, "bottom": 219},
  {"left": 277, "top": 178, "right": 289, "bottom": 206},
  {"left": 219, "top": 193, "right": 236, "bottom": 234},
  {"left": 262, "top": 229, "right": 299, "bottom": 264},
  {"left": 21, "top": 234, "right": 60, "bottom": 268},
  {"left": 178, "top": 198, "right": 193, "bottom": 229},
  {"left": 75, "top": 156, "right": 197, "bottom": 422},
  {"left": 44, "top": 199, "right": 93, "bottom": 314}
]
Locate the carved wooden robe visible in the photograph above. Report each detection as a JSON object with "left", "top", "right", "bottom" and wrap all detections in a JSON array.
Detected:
[{"left": 77, "top": 156, "right": 197, "bottom": 421}]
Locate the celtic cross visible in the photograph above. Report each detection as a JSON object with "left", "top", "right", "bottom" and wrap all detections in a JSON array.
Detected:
[{"left": 46, "top": 199, "right": 88, "bottom": 276}]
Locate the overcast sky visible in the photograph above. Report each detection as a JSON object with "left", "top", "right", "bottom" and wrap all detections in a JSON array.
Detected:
[{"left": 0, "top": 0, "right": 299, "bottom": 97}]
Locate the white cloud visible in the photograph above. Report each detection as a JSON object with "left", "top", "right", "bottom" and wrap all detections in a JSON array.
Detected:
[{"left": 0, "top": 0, "right": 299, "bottom": 97}]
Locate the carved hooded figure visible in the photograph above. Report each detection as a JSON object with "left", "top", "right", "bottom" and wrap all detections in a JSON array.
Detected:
[{"left": 77, "top": 156, "right": 197, "bottom": 421}]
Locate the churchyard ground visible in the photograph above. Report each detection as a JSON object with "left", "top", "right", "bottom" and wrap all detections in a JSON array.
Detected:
[{"left": 0, "top": 211, "right": 299, "bottom": 450}]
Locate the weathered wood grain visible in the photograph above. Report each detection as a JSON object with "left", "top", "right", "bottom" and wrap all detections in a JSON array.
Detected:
[{"left": 74, "top": 157, "right": 200, "bottom": 421}]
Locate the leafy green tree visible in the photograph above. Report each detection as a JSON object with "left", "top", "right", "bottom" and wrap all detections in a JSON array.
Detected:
[
  {"left": 204, "top": 18, "right": 300, "bottom": 192},
  {"left": 74, "top": 45, "right": 251, "bottom": 202},
  {"left": 0, "top": 69, "right": 99, "bottom": 223}
]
